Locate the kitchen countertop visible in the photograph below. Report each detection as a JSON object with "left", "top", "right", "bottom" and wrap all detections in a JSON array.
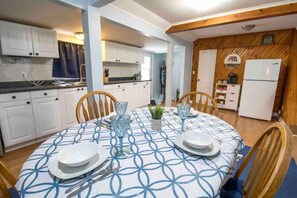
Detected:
[{"left": 0, "top": 80, "right": 152, "bottom": 94}]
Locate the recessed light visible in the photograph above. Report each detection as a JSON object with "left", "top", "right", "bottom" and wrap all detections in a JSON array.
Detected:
[
  {"left": 186, "top": 0, "right": 229, "bottom": 11},
  {"left": 75, "top": 32, "right": 84, "bottom": 40}
]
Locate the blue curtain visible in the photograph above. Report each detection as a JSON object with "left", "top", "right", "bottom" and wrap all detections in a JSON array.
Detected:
[{"left": 52, "top": 41, "right": 85, "bottom": 78}]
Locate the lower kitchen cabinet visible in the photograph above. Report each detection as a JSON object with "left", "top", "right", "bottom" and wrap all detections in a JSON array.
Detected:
[
  {"left": 58, "top": 87, "right": 87, "bottom": 128},
  {"left": 32, "top": 97, "right": 61, "bottom": 138},
  {"left": 0, "top": 100, "right": 36, "bottom": 147}
]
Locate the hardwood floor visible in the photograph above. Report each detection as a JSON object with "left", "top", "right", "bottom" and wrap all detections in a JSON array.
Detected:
[{"left": 0, "top": 108, "right": 296, "bottom": 179}]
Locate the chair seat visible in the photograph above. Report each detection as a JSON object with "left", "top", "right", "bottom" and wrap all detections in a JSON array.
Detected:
[
  {"left": 8, "top": 187, "right": 20, "bottom": 198},
  {"left": 220, "top": 178, "right": 244, "bottom": 198}
]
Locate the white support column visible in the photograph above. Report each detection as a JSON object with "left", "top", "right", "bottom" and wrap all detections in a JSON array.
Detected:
[
  {"left": 82, "top": 4, "right": 103, "bottom": 92},
  {"left": 165, "top": 43, "right": 174, "bottom": 107}
]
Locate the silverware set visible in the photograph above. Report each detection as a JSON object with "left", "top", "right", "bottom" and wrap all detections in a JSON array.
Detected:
[{"left": 66, "top": 161, "right": 120, "bottom": 197}]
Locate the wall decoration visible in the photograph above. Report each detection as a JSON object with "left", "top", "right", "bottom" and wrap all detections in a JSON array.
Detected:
[
  {"left": 262, "top": 34, "right": 275, "bottom": 44},
  {"left": 224, "top": 54, "right": 241, "bottom": 69}
]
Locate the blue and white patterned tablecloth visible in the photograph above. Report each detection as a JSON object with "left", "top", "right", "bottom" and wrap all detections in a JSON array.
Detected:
[{"left": 16, "top": 108, "right": 244, "bottom": 198}]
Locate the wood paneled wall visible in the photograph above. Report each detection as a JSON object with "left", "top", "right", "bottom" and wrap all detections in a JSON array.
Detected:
[
  {"left": 191, "top": 29, "right": 294, "bottom": 112},
  {"left": 281, "top": 30, "right": 297, "bottom": 126}
]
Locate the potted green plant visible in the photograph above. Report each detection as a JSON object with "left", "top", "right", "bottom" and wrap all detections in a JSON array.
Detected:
[{"left": 148, "top": 105, "right": 165, "bottom": 130}]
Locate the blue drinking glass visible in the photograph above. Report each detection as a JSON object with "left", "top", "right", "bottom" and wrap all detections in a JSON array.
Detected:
[
  {"left": 115, "top": 101, "right": 128, "bottom": 116},
  {"left": 110, "top": 114, "right": 131, "bottom": 157},
  {"left": 153, "top": 94, "right": 164, "bottom": 105},
  {"left": 177, "top": 103, "right": 191, "bottom": 132}
]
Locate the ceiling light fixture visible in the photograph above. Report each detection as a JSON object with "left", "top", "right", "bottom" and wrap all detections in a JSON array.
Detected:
[
  {"left": 186, "top": 0, "right": 229, "bottom": 11},
  {"left": 242, "top": 24, "right": 256, "bottom": 31},
  {"left": 75, "top": 32, "right": 84, "bottom": 40}
]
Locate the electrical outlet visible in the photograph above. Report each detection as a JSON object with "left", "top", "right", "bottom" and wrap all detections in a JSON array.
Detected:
[{"left": 21, "top": 72, "right": 27, "bottom": 79}]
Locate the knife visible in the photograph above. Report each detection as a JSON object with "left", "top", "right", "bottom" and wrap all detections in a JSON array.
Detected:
[
  {"left": 66, "top": 166, "right": 121, "bottom": 198},
  {"left": 65, "top": 161, "right": 110, "bottom": 194}
]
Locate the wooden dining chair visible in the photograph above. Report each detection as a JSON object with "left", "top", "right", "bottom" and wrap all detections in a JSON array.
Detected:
[
  {"left": 221, "top": 122, "right": 293, "bottom": 198},
  {"left": 0, "top": 161, "right": 19, "bottom": 198},
  {"left": 178, "top": 91, "right": 219, "bottom": 115},
  {"left": 76, "top": 91, "right": 117, "bottom": 123}
]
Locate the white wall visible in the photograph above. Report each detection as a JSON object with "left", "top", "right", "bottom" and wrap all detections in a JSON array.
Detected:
[{"left": 172, "top": 52, "right": 181, "bottom": 100}]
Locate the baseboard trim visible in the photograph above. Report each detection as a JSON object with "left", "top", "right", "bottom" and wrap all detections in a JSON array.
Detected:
[{"left": 278, "top": 116, "right": 297, "bottom": 137}]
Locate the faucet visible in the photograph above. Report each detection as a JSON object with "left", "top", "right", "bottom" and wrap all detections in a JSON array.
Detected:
[{"left": 80, "top": 64, "right": 86, "bottom": 83}]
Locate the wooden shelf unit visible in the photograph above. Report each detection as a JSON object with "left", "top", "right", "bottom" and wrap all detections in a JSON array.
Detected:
[{"left": 215, "top": 83, "right": 241, "bottom": 111}]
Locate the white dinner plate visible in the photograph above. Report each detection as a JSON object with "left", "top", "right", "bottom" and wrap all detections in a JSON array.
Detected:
[
  {"left": 183, "top": 131, "right": 214, "bottom": 149},
  {"left": 173, "top": 133, "right": 220, "bottom": 156},
  {"left": 58, "top": 142, "right": 98, "bottom": 167},
  {"left": 48, "top": 145, "right": 108, "bottom": 180},
  {"left": 173, "top": 108, "right": 199, "bottom": 117}
]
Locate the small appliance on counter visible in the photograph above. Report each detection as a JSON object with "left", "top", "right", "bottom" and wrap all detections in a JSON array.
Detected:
[
  {"left": 227, "top": 73, "right": 238, "bottom": 84},
  {"left": 104, "top": 68, "right": 109, "bottom": 83}
]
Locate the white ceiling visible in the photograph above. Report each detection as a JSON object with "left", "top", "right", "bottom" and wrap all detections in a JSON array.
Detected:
[
  {"left": 0, "top": 0, "right": 296, "bottom": 49},
  {"left": 133, "top": 0, "right": 294, "bottom": 24},
  {"left": 0, "top": 0, "right": 167, "bottom": 52}
]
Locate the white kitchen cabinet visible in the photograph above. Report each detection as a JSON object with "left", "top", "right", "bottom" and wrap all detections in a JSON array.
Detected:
[
  {"left": 102, "top": 41, "right": 143, "bottom": 64},
  {"left": 0, "top": 95, "right": 36, "bottom": 147},
  {"left": 215, "top": 83, "right": 241, "bottom": 111},
  {"left": 32, "top": 97, "right": 61, "bottom": 138},
  {"left": 0, "top": 20, "right": 59, "bottom": 58},
  {"left": 0, "top": 20, "right": 33, "bottom": 57},
  {"left": 142, "top": 83, "right": 151, "bottom": 106},
  {"left": 31, "top": 27, "right": 59, "bottom": 58},
  {"left": 59, "top": 87, "right": 87, "bottom": 128}
]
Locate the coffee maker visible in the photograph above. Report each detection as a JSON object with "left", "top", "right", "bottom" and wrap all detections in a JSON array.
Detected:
[{"left": 227, "top": 73, "right": 238, "bottom": 84}]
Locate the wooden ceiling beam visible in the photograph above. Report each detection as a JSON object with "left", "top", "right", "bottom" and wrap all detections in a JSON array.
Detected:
[{"left": 166, "top": 3, "right": 297, "bottom": 34}]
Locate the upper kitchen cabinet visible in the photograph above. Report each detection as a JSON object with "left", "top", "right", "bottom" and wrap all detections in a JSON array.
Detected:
[
  {"left": 31, "top": 27, "right": 59, "bottom": 58},
  {"left": 0, "top": 20, "right": 59, "bottom": 58},
  {"left": 102, "top": 41, "right": 144, "bottom": 64}
]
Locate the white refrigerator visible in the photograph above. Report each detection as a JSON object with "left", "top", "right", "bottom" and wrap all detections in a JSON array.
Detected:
[{"left": 239, "top": 59, "right": 281, "bottom": 121}]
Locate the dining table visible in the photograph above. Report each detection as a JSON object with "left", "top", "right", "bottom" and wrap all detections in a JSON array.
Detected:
[{"left": 16, "top": 107, "right": 244, "bottom": 198}]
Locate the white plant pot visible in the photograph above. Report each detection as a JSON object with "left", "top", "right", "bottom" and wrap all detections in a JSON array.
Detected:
[{"left": 151, "top": 119, "right": 162, "bottom": 130}]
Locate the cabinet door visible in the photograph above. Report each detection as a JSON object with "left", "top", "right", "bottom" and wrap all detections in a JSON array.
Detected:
[
  {"left": 112, "top": 88, "right": 126, "bottom": 102},
  {"left": 142, "top": 84, "right": 151, "bottom": 106},
  {"left": 103, "top": 41, "right": 118, "bottom": 62},
  {"left": 31, "top": 27, "right": 59, "bottom": 58},
  {"left": 59, "top": 88, "right": 78, "bottom": 128},
  {"left": 0, "top": 21, "right": 33, "bottom": 57},
  {"left": 32, "top": 97, "right": 61, "bottom": 138},
  {"left": 123, "top": 85, "right": 135, "bottom": 109},
  {"left": 0, "top": 100, "right": 36, "bottom": 147},
  {"left": 117, "top": 44, "right": 129, "bottom": 63}
]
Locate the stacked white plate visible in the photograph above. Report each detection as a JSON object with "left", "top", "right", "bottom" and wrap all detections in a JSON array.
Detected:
[
  {"left": 173, "top": 131, "right": 220, "bottom": 156},
  {"left": 48, "top": 143, "right": 108, "bottom": 179}
]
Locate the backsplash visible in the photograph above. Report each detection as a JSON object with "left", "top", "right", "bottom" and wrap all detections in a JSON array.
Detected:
[
  {"left": 0, "top": 57, "right": 54, "bottom": 82},
  {"left": 0, "top": 56, "right": 141, "bottom": 82},
  {"left": 103, "top": 62, "right": 141, "bottom": 78}
]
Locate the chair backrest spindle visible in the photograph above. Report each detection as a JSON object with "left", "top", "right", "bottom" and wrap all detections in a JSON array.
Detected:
[{"left": 76, "top": 91, "right": 117, "bottom": 123}]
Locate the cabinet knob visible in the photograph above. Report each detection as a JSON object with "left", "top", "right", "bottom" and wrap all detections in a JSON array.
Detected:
[
  {"left": 27, "top": 101, "right": 30, "bottom": 104},
  {"left": 118, "top": 85, "right": 120, "bottom": 88},
  {"left": 81, "top": 88, "right": 84, "bottom": 90},
  {"left": 231, "top": 93, "right": 235, "bottom": 95},
  {"left": 35, "top": 53, "right": 39, "bottom": 56},
  {"left": 77, "top": 88, "right": 80, "bottom": 91},
  {"left": 123, "top": 89, "right": 125, "bottom": 91},
  {"left": 12, "top": 96, "right": 16, "bottom": 99},
  {"left": 55, "top": 98, "right": 59, "bottom": 101},
  {"left": 29, "top": 52, "right": 33, "bottom": 55},
  {"left": 44, "top": 93, "right": 47, "bottom": 96}
]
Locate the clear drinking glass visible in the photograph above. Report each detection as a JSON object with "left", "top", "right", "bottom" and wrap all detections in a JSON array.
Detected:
[
  {"left": 177, "top": 103, "right": 191, "bottom": 132},
  {"left": 110, "top": 114, "right": 131, "bottom": 157},
  {"left": 154, "top": 94, "right": 164, "bottom": 105},
  {"left": 115, "top": 101, "right": 128, "bottom": 116}
]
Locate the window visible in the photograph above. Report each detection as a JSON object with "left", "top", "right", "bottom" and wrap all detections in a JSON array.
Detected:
[{"left": 141, "top": 53, "right": 152, "bottom": 80}]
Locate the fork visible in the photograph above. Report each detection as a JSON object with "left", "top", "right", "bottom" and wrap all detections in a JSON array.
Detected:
[{"left": 65, "top": 161, "right": 113, "bottom": 194}]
